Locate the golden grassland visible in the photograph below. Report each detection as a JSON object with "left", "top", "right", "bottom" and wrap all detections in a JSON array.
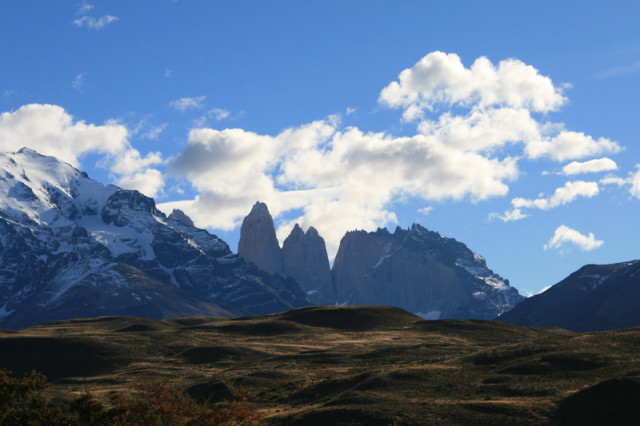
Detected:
[{"left": 2, "top": 306, "right": 640, "bottom": 425}]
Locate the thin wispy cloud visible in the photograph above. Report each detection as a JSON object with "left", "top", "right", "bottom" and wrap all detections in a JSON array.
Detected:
[
  {"left": 596, "top": 61, "right": 640, "bottom": 79},
  {"left": 77, "top": 2, "right": 94, "bottom": 15},
  {"left": 72, "top": 73, "right": 87, "bottom": 91},
  {"left": 169, "top": 96, "right": 206, "bottom": 111},
  {"left": 74, "top": 15, "right": 119, "bottom": 30},
  {"left": 73, "top": 3, "right": 119, "bottom": 30}
]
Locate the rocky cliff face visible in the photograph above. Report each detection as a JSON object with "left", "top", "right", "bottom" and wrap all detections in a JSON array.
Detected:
[
  {"left": 499, "top": 260, "right": 640, "bottom": 332},
  {"left": 0, "top": 149, "right": 308, "bottom": 329},
  {"left": 237, "top": 202, "right": 284, "bottom": 276},
  {"left": 331, "top": 224, "right": 524, "bottom": 320},
  {"left": 282, "top": 224, "right": 334, "bottom": 304}
]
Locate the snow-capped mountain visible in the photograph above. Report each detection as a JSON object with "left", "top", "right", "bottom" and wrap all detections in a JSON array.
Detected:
[
  {"left": 0, "top": 148, "right": 308, "bottom": 329},
  {"left": 499, "top": 260, "right": 640, "bottom": 331},
  {"left": 331, "top": 225, "right": 525, "bottom": 320}
]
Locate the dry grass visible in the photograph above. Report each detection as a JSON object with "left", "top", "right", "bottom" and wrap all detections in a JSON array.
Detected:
[{"left": 2, "top": 306, "right": 640, "bottom": 425}]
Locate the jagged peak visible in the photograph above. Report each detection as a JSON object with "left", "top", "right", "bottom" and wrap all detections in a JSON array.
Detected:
[
  {"left": 250, "top": 201, "right": 270, "bottom": 215},
  {"left": 289, "top": 223, "right": 304, "bottom": 237},
  {"left": 306, "top": 226, "right": 320, "bottom": 238},
  {"left": 168, "top": 209, "right": 194, "bottom": 227}
]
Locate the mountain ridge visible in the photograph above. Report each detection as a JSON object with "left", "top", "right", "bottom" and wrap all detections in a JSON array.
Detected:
[
  {"left": 499, "top": 259, "right": 640, "bottom": 331},
  {"left": 0, "top": 148, "right": 308, "bottom": 329}
]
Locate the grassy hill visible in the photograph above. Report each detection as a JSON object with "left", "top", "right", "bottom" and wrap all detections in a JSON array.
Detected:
[{"left": 2, "top": 306, "right": 640, "bottom": 425}]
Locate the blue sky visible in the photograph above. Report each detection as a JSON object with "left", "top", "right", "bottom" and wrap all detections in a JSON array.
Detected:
[{"left": 1, "top": 1, "right": 640, "bottom": 297}]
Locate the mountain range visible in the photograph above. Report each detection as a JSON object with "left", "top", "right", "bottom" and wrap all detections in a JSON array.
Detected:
[
  {"left": 238, "top": 201, "right": 525, "bottom": 319},
  {"left": 0, "top": 148, "right": 307, "bottom": 329},
  {"left": 0, "top": 148, "right": 638, "bottom": 332}
]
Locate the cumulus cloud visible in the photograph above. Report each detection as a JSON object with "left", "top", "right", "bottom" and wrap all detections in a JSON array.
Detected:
[
  {"left": 162, "top": 51, "right": 622, "bottom": 256},
  {"left": 0, "top": 104, "right": 164, "bottom": 197},
  {"left": 166, "top": 117, "right": 518, "bottom": 255},
  {"left": 169, "top": 96, "right": 206, "bottom": 111},
  {"left": 512, "top": 181, "right": 599, "bottom": 210},
  {"left": 379, "top": 51, "right": 566, "bottom": 121},
  {"left": 418, "top": 206, "right": 433, "bottom": 215},
  {"left": 118, "top": 169, "right": 165, "bottom": 199},
  {"left": 0, "top": 104, "right": 128, "bottom": 165},
  {"left": 562, "top": 158, "right": 618, "bottom": 175},
  {"left": 526, "top": 131, "right": 621, "bottom": 162},
  {"left": 379, "top": 52, "right": 619, "bottom": 164},
  {"left": 544, "top": 225, "right": 603, "bottom": 251}
]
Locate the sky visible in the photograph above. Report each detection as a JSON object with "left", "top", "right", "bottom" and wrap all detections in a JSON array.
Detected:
[{"left": 1, "top": 1, "right": 640, "bottom": 297}]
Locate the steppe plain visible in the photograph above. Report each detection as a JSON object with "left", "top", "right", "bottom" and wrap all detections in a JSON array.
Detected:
[{"left": 2, "top": 306, "right": 640, "bottom": 425}]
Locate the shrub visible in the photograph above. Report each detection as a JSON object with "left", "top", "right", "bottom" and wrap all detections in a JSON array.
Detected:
[{"left": 0, "top": 369, "right": 264, "bottom": 426}]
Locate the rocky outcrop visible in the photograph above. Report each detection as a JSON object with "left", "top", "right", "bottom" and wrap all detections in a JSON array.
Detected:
[
  {"left": 331, "top": 224, "right": 524, "bottom": 320},
  {"left": 282, "top": 224, "right": 334, "bottom": 304},
  {"left": 238, "top": 202, "right": 284, "bottom": 276},
  {"left": 499, "top": 260, "right": 640, "bottom": 332}
]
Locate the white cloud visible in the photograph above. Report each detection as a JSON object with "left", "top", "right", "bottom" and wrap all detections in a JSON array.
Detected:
[
  {"left": 0, "top": 104, "right": 164, "bottom": 197},
  {"left": 562, "top": 158, "right": 617, "bottom": 175},
  {"left": 418, "top": 206, "right": 433, "bottom": 215},
  {"left": 192, "top": 108, "right": 231, "bottom": 127},
  {"left": 77, "top": 3, "right": 94, "bottom": 15},
  {"left": 629, "top": 166, "right": 640, "bottom": 198},
  {"left": 526, "top": 131, "right": 621, "bottom": 162},
  {"left": 209, "top": 108, "right": 230, "bottom": 121},
  {"left": 163, "top": 51, "right": 621, "bottom": 257},
  {"left": 599, "top": 175, "right": 627, "bottom": 187},
  {"left": 169, "top": 96, "right": 206, "bottom": 111},
  {"left": 379, "top": 51, "right": 566, "bottom": 121},
  {"left": 167, "top": 117, "right": 518, "bottom": 256},
  {"left": 596, "top": 61, "right": 640, "bottom": 79},
  {"left": 0, "top": 104, "right": 128, "bottom": 166},
  {"left": 73, "top": 15, "right": 119, "bottom": 30},
  {"left": 489, "top": 208, "right": 528, "bottom": 222},
  {"left": 72, "top": 73, "right": 87, "bottom": 91},
  {"left": 378, "top": 52, "right": 618, "bottom": 163},
  {"left": 416, "top": 106, "right": 540, "bottom": 153},
  {"left": 117, "top": 169, "right": 164, "bottom": 198},
  {"left": 512, "top": 181, "right": 599, "bottom": 211},
  {"left": 544, "top": 225, "right": 603, "bottom": 251}
]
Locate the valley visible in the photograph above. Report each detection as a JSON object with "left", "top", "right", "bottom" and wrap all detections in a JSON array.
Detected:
[{"left": 2, "top": 306, "right": 639, "bottom": 425}]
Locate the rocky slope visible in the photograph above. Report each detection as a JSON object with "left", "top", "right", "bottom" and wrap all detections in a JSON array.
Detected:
[
  {"left": 0, "top": 148, "right": 308, "bottom": 329},
  {"left": 331, "top": 225, "right": 524, "bottom": 319},
  {"left": 499, "top": 260, "right": 640, "bottom": 331}
]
